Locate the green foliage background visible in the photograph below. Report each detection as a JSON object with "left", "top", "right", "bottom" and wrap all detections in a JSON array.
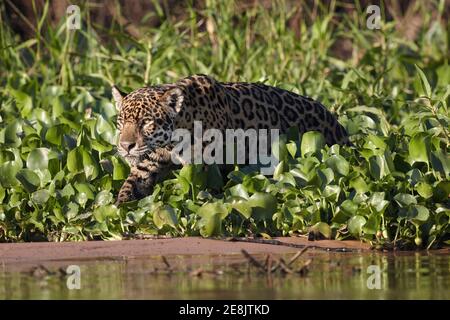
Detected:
[{"left": 0, "top": 1, "right": 448, "bottom": 248}]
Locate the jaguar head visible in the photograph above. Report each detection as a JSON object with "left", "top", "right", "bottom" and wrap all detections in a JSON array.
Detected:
[{"left": 112, "top": 85, "right": 184, "bottom": 165}]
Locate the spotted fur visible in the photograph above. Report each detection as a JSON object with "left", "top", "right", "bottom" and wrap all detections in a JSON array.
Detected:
[{"left": 113, "top": 74, "right": 350, "bottom": 204}]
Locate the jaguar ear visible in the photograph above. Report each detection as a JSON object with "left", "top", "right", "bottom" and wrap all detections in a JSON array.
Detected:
[
  {"left": 112, "top": 85, "right": 127, "bottom": 110},
  {"left": 162, "top": 87, "right": 184, "bottom": 114}
]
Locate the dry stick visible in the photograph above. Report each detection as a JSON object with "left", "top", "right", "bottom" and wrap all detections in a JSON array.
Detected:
[
  {"left": 224, "top": 237, "right": 359, "bottom": 253},
  {"left": 297, "top": 259, "right": 312, "bottom": 275},
  {"left": 266, "top": 255, "right": 273, "bottom": 275},
  {"left": 241, "top": 249, "right": 267, "bottom": 273},
  {"left": 161, "top": 256, "right": 172, "bottom": 272},
  {"left": 263, "top": 254, "right": 270, "bottom": 269},
  {"left": 287, "top": 247, "right": 309, "bottom": 267},
  {"left": 270, "top": 260, "right": 281, "bottom": 273},
  {"left": 269, "top": 249, "right": 308, "bottom": 274},
  {"left": 278, "top": 258, "right": 294, "bottom": 274},
  {"left": 266, "top": 255, "right": 274, "bottom": 288}
]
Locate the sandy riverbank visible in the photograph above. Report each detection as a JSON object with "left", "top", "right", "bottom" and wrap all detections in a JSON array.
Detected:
[{"left": 0, "top": 237, "right": 371, "bottom": 266}]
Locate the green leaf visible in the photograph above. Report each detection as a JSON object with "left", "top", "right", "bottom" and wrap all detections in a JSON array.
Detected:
[
  {"left": 31, "top": 189, "right": 51, "bottom": 205},
  {"left": 322, "top": 184, "right": 340, "bottom": 201},
  {"left": 179, "top": 164, "right": 194, "bottom": 183},
  {"left": 434, "top": 181, "right": 450, "bottom": 201},
  {"left": 362, "top": 214, "right": 379, "bottom": 235},
  {"left": 61, "top": 184, "right": 75, "bottom": 198},
  {"left": 369, "top": 192, "right": 389, "bottom": 213},
  {"left": 66, "top": 145, "right": 99, "bottom": 180},
  {"left": 64, "top": 202, "right": 79, "bottom": 220},
  {"left": 95, "top": 191, "right": 113, "bottom": 206},
  {"left": 310, "top": 222, "right": 331, "bottom": 239},
  {"left": 415, "top": 182, "right": 433, "bottom": 199},
  {"left": 76, "top": 192, "right": 88, "bottom": 207},
  {"left": 111, "top": 156, "right": 130, "bottom": 180},
  {"left": 333, "top": 200, "right": 356, "bottom": 224},
  {"left": 409, "top": 205, "right": 430, "bottom": 223},
  {"left": 0, "top": 186, "right": 5, "bottom": 203},
  {"left": 67, "top": 147, "right": 84, "bottom": 173},
  {"left": 10, "top": 88, "right": 33, "bottom": 117},
  {"left": 247, "top": 192, "right": 277, "bottom": 220},
  {"left": 363, "top": 134, "right": 386, "bottom": 155},
  {"left": 286, "top": 141, "right": 297, "bottom": 158},
  {"left": 277, "top": 172, "right": 296, "bottom": 187},
  {"left": 317, "top": 168, "right": 334, "bottom": 186},
  {"left": 430, "top": 150, "right": 450, "bottom": 176},
  {"left": 415, "top": 64, "right": 432, "bottom": 97},
  {"left": 91, "top": 140, "right": 113, "bottom": 153},
  {"left": 242, "top": 174, "right": 269, "bottom": 193},
  {"left": 369, "top": 155, "right": 390, "bottom": 180},
  {"left": 27, "top": 148, "right": 49, "bottom": 170},
  {"left": 197, "top": 202, "right": 229, "bottom": 220},
  {"left": 348, "top": 215, "right": 366, "bottom": 236},
  {"left": 227, "top": 184, "right": 249, "bottom": 199},
  {"left": 95, "top": 115, "right": 115, "bottom": 144},
  {"left": 408, "top": 132, "right": 430, "bottom": 165},
  {"left": 153, "top": 205, "right": 178, "bottom": 229},
  {"left": 349, "top": 176, "right": 369, "bottom": 193},
  {"left": 93, "top": 205, "right": 119, "bottom": 223},
  {"left": 394, "top": 193, "right": 417, "bottom": 207},
  {"left": 2, "top": 120, "right": 22, "bottom": 147},
  {"left": 325, "top": 155, "right": 349, "bottom": 176},
  {"left": 346, "top": 115, "right": 377, "bottom": 135},
  {"left": 16, "top": 169, "right": 40, "bottom": 192},
  {"left": 341, "top": 199, "right": 358, "bottom": 215},
  {"left": 74, "top": 183, "right": 95, "bottom": 200},
  {"left": 197, "top": 202, "right": 229, "bottom": 236},
  {"left": 230, "top": 198, "right": 252, "bottom": 219},
  {"left": 45, "top": 124, "right": 69, "bottom": 146},
  {"left": 301, "top": 131, "right": 325, "bottom": 157},
  {"left": 0, "top": 162, "right": 21, "bottom": 187},
  {"left": 81, "top": 147, "right": 99, "bottom": 181},
  {"left": 273, "top": 161, "right": 285, "bottom": 180},
  {"left": 198, "top": 210, "right": 222, "bottom": 237}
]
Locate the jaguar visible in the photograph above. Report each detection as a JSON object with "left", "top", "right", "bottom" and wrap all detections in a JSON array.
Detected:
[{"left": 112, "top": 74, "right": 350, "bottom": 204}]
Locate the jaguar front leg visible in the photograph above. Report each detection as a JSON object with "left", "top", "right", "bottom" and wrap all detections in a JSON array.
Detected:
[{"left": 116, "top": 146, "right": 174, "bottom": 205}]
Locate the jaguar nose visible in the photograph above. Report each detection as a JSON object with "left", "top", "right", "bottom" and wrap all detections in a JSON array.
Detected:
[{"left": 120, "top": 141, "right": 136, "bottom": 152}]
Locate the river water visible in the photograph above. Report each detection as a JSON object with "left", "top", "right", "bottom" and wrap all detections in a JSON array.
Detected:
[{"left": 1, "top": 250, "right": 449, "bottom": 299}]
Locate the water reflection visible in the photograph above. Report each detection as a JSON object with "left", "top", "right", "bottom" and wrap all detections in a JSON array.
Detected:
[{"left": 1, "top": 251, "right": 448, "bottom": 299}]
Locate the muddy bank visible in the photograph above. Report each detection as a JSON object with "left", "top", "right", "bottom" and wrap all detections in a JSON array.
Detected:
[{"left": 0, "top": 237, "right": 371, "bottom": 266}]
